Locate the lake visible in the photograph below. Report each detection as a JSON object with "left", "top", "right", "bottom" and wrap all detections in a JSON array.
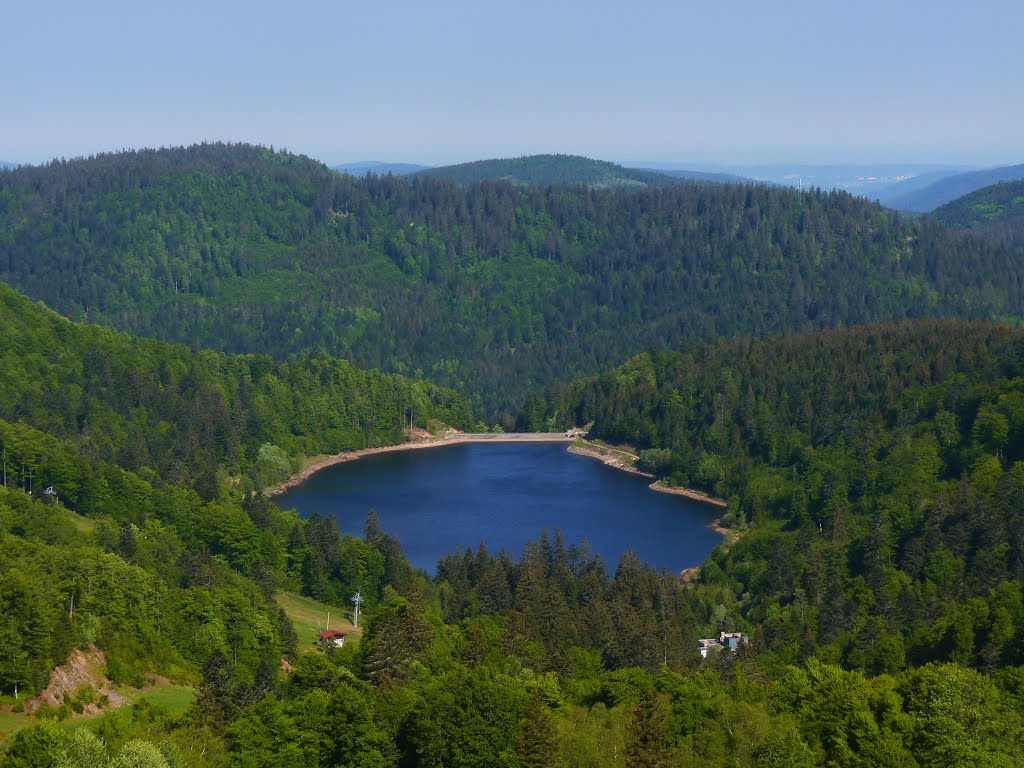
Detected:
[{"left": 275, "top": 442, "right": 723, "bottom": 574}]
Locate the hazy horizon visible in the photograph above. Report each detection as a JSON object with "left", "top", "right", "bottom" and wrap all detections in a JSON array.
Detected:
[
  {"left": 1, "top": 150, "right": 1014, "bottom": 175},
  {"left": 4, "top": 1, "right": 1023, "bottom": 168}
]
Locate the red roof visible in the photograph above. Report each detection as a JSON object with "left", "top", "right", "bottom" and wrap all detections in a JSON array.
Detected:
[{"left": 317, "top": 630, "right": 349, "bottom": 639}]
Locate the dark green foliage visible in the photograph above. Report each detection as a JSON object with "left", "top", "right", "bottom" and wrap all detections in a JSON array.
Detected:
[
  {"left": 360, "top": 593, "right": 434, "bottom": 688},
  {"left": 4, "top": 144, "right": 1023, "bottom": 415},
  {"left": 0, "top": 282, "right": 470, "bottom": 497},
  {"left": 625, "top": 691, "right": 672, "bottom": 768},
  {"left": 516, "top": 690, "right": 556, "bottom": 768},
  {"left": 405, "top": 665, "right": 528, "bottom": 768},
  {"left": 528, "top": 319, "right": 1024, "bottom": 674},
  {"left": 436, "top": 534, "right": 692, "bottom": 676},
  {"left": 931, "top": 179, "right": 1024, "bottom": 232},
  {"left": 934, "top": 178, "right": 1024, "bottom": 226}
]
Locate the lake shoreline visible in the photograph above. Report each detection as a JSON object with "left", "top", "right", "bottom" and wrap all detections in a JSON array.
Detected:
[
  {"left": 268, "top": 432, "right": 574, "bottom": 497},
  {"left": 648, "top": 481, "right": 729, "bottom": 510},
  {"left": 566, "top": 441, "right": 656, "bottom": 478},
  {"left": 566, "top": 440, "right": 729, "bottom": 511},
  {"left": 566, "top": 440, "right": 733, "bottom": 574},
  {"left": 271, "top": 434, "right": 730, "bottom": 580}
]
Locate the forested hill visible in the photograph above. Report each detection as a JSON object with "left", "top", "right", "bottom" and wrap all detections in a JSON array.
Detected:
[
  {"left": 0, "top": 281, "right": 470, "bottom": 500},
  {"left": 3, "top": 143, "right": 1024, "bottom": 417},
  {"left": 931, "top": 179, "right": 1024, "bottom": 229},
  {"left": 524, "top": 320, "right": 1024, "bottom": 672},
  {"left": 411, "top": 154, "right": 684, "bottom": 188},
  {"left": 639, "top": 166, "right": 752, "bottom": 184}
]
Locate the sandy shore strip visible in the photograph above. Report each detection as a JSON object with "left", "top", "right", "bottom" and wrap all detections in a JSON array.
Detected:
[
  {"left": 268, "top": 432, "right": 574, "bottom": 496},
  {"left": 567, "top": 441, "right": 656, "bottom": 478},
  {"left": 648, "top": 481, "right": 728, "bottom": 509}
]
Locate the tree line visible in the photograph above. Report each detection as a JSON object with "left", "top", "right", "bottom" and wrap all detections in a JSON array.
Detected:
[{"left": 3, "top": 143, "right": 1022, "bottom": 416}]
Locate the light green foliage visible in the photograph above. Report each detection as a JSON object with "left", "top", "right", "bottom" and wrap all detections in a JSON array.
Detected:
[
  {"left": 254, "top": 445, "right": 292, "bottom": 488},
  {"left": 406, "top": 665, "right": 528, "bottom": 768},
  {"left": 0, "top": 722, "right": 72, "bottom": 767},
  {"left": 108, "top": 741, "right": 169, "bottom": 768},
  {"left": 899, "top": 664, "right": 1024, "bottom": 767}
]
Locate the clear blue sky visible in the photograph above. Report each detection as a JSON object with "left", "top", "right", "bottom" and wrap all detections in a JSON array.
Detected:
[{"left": 3, "top": 0, "right": 1022, "bottom": 166}]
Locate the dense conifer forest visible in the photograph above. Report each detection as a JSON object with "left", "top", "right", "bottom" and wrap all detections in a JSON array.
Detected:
[
  {"left": 0, "top": 284, "right": 469, "bottom": 500},
  {"left": 931, "top": 179, "right": 1024, "bottom": 231},
  {"left": 3, "top": 143, "right": 1023, "bottom": 416},
  {"left": 4, "top": 143, "right": 1024, "bottom": 765},
  {"left": 2, "top": 274, "right": 1024, "bottom": 764},
  {"left": 526, "top": 321, "right": 1024, "bottom": 671}
]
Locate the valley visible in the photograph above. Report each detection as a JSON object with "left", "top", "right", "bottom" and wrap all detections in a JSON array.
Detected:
[{"left": 2, "top": 147, "right": 1024, "bottom": 766}]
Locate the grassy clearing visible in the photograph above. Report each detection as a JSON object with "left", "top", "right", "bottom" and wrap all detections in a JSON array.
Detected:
[
  {"left": 275, "top": 592, "right": 361, "bottom": 653},
  {"left": 0, "top": 708, "right": 31, "bottom": 742},
  {"left": 0, "top": 683, "right": 196, "bottom": 746},
  {"left": 137, "top": 684, "right": 195, "bottom": 716},
  {"left": 62, "top": 508, "right": 96, "bottom": 533}
]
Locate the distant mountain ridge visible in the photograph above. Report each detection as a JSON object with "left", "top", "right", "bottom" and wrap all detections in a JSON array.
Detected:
[
  {"left": 631, "top": 162, "right": 969, "bottom": 195},
  {"left": 333, "top": 160, "right": 430, "bottom": 176},
  {"left": 631, "top": 166, "right": 752, "bottom": 185},
  {"left": 412, "top": 154, "right": 694, "bottom": 188},
  {"left": 880, "top": 163, "right": 1024, "bottom": 212}
]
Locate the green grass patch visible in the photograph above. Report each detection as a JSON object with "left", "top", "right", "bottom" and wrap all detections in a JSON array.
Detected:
[
  {"left": 136, "top": 684, "right": 195, "bottom": 716},
  {"left": 62, "top": 507, "right": 96, "bottom": 533},
  {"left": 0, "top": 708, "right": 32, "bottom": 742},
  {"left": 275, "top": 592, "right": 360, "bottom": 653},
  {"left": 0, "top": 683, "right": 196, "bottom": 747}
]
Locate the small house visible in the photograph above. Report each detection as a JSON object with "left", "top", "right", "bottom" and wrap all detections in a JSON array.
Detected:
[
  {"left": 697, "top": 638, "right": 720, "bottom": 658},
  {"left": 316, "top": 629, "right": 350, "bottom": 649},
  {"left": 720, "top": 631, "right": 748, "bottom": 651},
  {"left": 697, "top": 631, "right": 749, "bottom": 658}
]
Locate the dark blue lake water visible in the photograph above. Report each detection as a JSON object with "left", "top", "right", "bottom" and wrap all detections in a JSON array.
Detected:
[{"left": 276, "top": 442, "right": 722, "bottom": 574}]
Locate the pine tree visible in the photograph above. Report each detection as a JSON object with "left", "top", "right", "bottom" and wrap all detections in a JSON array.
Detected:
[
  {"left": 625, "top": 691, "right": 672, "bottom": 768},
  {"left": 517, "top": 690, "right": 556, "bottom": 768}
]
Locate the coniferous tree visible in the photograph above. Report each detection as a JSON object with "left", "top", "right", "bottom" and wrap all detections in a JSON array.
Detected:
[
  {"left": 625, "top": 690, "right": 672, "bottom": 768},
  {"left": 517, "top": 690, "right": 556, "bottom": 768}
]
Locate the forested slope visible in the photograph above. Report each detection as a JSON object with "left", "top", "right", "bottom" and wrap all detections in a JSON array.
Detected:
[
  {"left": 3, "top": 143, "right": 1023, "bottom": 416},
  {"left": 7, "top": 320, "right": 1024, "bottom": 766},
  {"left": 2, "top": 278, "right": 1024, "bottom": 763},
  {"left": 525, "top": 320, "right": 1024, "bottom": 672},
  {"left": 0, "top": 286, "right": 449, "bottom": 764},
  {"left": 881, "top": 162, "right": 1024, "bottom": 212},
  {"left": 931, "top": 179, "right": 1024, "bottom": 229},
  {"left": 0, "top": 282, "right": 470, "bottom": 499},
  {"left": 412, "top": 154, "right": 682, "bottom": 187}
]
